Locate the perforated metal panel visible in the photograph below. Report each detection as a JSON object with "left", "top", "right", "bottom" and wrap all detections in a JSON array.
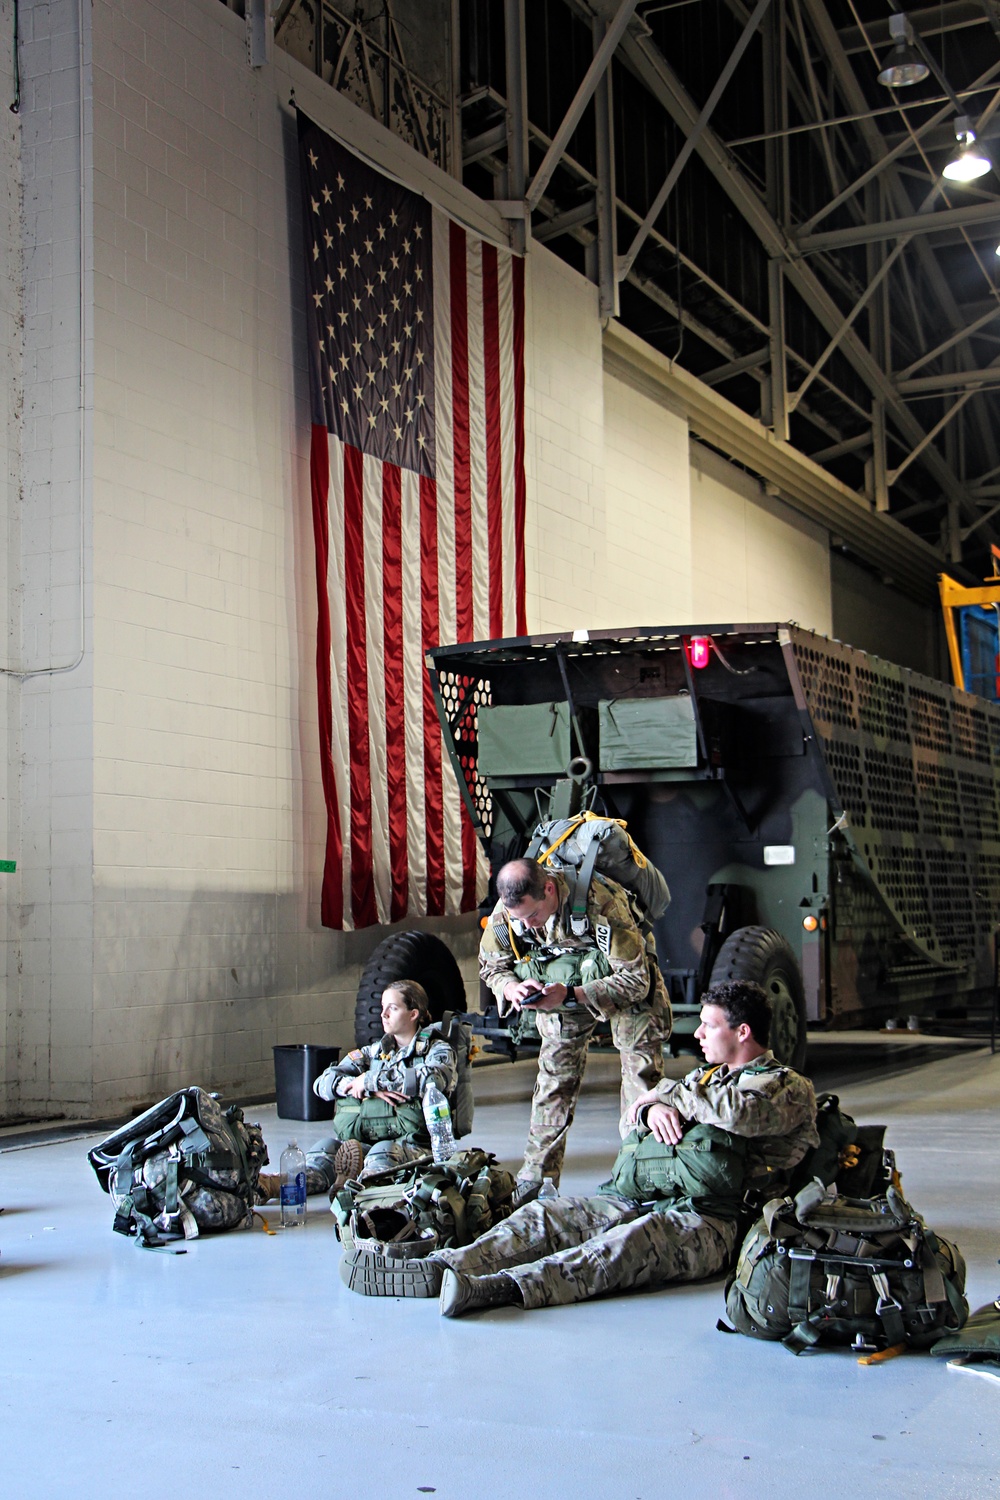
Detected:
[{"left": 788, "top": 633, "right": 1000, "bottom": 986}]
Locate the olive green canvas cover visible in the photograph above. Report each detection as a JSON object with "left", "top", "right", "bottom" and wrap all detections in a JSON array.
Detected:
[
  {"left": 476, "top": 701, "right": 572, "bottom": 776},
  {"left": 598, "top": 696, "right": 697, "bottom": 770}
]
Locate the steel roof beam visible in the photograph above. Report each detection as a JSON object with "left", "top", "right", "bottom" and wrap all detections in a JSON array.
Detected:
[
  {"left": 798, "top": 198, "right": 1000, "bottom": 252},
  {"left": 616, "top": 0, "right": 774, "bottom": 282},
  {"left": 613, "top": 19, "right": 973, "bottom": 530},
  {"left": 800, "top": 0, "right": 1000, "bottom": 515},
  {"left": 525, "top": 0, "right": 640, "bottom": 214}
]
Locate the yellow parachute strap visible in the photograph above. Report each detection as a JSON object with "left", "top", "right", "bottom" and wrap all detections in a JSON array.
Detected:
[
  {"left": 504, "top": 911, "right": 523, "bottom": 961},
  {"left": 698, "top": 1064, "right": 722, "bottom": 1086},
  {"left": 537, "top": 811, "right": 649, "bottom": 873},
  {"left": 581, "top": 810, "right": 648, "bottom": 870},
  {"left": 537, "top": 816, "right": 586, "bottom": 865}
]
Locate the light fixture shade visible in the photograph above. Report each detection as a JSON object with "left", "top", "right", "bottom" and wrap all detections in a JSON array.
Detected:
[
  {"left": 877, "top": 14, "right": 929, "bottom": 87},
  {"left": 943, "top": 115, "right": 991, "bottom": 182},
  {"left": 877, "top": 42, "right": 929, "bottom": 87},
  {"left": 943, "top": 148, "right": 992, "bottom": 181}
]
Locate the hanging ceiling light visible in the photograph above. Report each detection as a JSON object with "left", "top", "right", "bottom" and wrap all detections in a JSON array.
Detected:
[
  {"left": 942, "top": 115, "right": 992, "bottom": 182},
  {"left": 877, "top": 13, "right": 929, "bottom": 88}
]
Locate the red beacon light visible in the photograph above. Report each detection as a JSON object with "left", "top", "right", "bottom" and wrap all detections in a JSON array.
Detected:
[{"left": 686, "top": 635, "right": 712, "bottom": 669}]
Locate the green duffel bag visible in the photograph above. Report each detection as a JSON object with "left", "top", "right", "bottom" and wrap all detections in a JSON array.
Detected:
[
  {"left": 598, "top": 1121, "right": 749, "bottom": 1218},
  {"left": 327, "top": 1095, "right": 427, "bottom": 1145},
  {"left": 723, "top": 1175, "right": 968, "bottom": 1354}
]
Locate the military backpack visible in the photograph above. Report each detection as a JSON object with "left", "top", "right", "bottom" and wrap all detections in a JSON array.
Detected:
[
  {"left": 88, "top": 1087, "right": 267, "bottom": 1248},
  {"left": 332, "top": 1147, "right": 517, "bottom": 1297},
  {"left": 722, "top": 1170, "right": 968, "bottom": 1354}
]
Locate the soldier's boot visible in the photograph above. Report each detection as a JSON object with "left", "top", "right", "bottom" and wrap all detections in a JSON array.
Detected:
[
  {"left": 511, "top": 1176, "right": 543, "bottom": 1210},
  {"left": 329, "top": 1139, "right": 365, "bottom": 1193},
  {"left": 256, "top": 1173, "right": 280, "bottom": 1204},
  {"left": 439, "top": 1268, "right": 522, "bottom": 1318}
]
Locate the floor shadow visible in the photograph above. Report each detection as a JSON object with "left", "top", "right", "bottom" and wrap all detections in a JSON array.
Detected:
[
  {"left": 808, "top": 1040, "right": 976, "bottom": 1092},
  {"left": 0, "top": 1261, "right": 53, "bottom": 1279}
]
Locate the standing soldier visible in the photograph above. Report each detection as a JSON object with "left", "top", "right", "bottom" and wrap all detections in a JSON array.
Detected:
[{"left": 480, "top": 855, "right": 672, "bottom": 1197}]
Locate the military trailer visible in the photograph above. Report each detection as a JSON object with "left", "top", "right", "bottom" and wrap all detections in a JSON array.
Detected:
[{"left": 426, "top": 623, "right": 1000, "bottom": 1067}]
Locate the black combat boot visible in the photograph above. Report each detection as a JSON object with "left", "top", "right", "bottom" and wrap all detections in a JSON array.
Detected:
[{"left": 439, "top": 1268, "right": 522, "bottom": 1318}]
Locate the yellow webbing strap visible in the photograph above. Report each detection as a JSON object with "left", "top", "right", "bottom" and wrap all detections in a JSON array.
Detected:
[
  {"left": 504, "top": 911, "right": 522, "bottom": 961},
  {"left": 538, "top": 811, "right": 649, "bottom": 873},
  {"left": 581, "top": 810, "right": 649, "bottom": 869},
  {"left": 537, "top": 817, "right": 585, "bottom": 864},
  {"left": 698, "top": 1064, "right": 722, "bottom": 1086}
]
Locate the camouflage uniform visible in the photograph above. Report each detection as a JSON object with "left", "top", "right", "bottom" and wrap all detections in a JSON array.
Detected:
[
  {"left": 304, "top": 1030, "right": 457, "bottom": 1194},
  {"left": 480, "top": 871, "right": 671, "bottom": 1184},
  {"left": 433, "top": 1052, "right": 818, "bottom": 1309}
]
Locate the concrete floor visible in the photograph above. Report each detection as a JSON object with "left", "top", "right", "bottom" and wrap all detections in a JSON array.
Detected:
[{"left": 1, "top": 1036, "right": 998, "bottom": 1500}]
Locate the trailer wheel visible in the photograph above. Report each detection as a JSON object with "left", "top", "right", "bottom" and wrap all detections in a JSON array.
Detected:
[
  {"left": 708, "top": 926, "right": 808, "bottom": 1070},
  {"left": 354, "top": 931, "right": 467, "bottom": 1046}
]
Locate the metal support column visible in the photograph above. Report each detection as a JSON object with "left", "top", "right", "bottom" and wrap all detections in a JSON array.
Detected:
[
  {"left": 617, "top": 0, "right": 773, "bottom": 284},
  {"left": 593, "top": 15, "right": 619, "bottom": 322},
  {"left": 762, "top": 0, "right": 787, "bottom": 438},
  {"left": 767, "top": 260, "right": 789, "bottom": 441},
  {"left": 504, "top": 0, "right": 528, "bottom": 254},
  {"left": 449, "top": 0, "right": 462, "bottom": 181},
  {"left": 870, "top": 402, "right": 889, "bottom": 513}
]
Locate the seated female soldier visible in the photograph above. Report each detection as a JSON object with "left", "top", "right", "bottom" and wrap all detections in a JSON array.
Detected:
[{"left": 257, "top": 980, "right": 458, "bottom": 1200}]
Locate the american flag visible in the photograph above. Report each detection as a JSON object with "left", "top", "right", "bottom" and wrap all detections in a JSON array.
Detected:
[{"left": 298, "top": 113, "right": 527, "bottom": 930}]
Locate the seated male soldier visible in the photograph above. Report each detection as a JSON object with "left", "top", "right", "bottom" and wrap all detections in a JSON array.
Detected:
[
  {"left": 432, "top": 979, "right": 819, "bottom": 1317},
  {"left": 257, "top": 980, "right": 457, "bottom": 1200}
]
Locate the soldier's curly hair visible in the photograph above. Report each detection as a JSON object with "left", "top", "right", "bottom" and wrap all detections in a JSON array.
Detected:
[
  {"left": 701, "top": 979, "right": 772, "bottom": 1045},
  {"left": 383, "top": 979, "right": 432, "bottom": 1025}
]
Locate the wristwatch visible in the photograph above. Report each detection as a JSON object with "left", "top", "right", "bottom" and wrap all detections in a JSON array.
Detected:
[{"left": 564, "top": 984, "right": 577, "bottom": 1006}]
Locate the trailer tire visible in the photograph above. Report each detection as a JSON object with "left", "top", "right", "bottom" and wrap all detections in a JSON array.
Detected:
[
  {"left": 354, "top": 931, "right": 467, "bottom": 1047},
  {"left": 708, "top": 926, "right": 808, "bottom": 1070}
]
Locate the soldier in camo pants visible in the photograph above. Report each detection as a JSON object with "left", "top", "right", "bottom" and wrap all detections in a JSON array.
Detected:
[
  {"left": 480, "top": 857, "right": 672, "bottom": 1188},
  {"left": 435, "top": 981, "right": 819, "bottom": 1315}
]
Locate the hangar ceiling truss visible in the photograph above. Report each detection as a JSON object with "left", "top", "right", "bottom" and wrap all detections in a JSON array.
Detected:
[{"left": 260, "top": 0, "right": 1000, "bottom": 592}]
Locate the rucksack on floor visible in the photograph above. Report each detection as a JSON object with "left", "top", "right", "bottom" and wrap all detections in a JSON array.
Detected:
[
  {"left": 332, "top": 1147, "right": 517, "bottom": 1297},
  {"left": 786, "top": 1092, "right": 887, "bottom": 1199},
  {"left": 723, "top": 1169, "right": 968, "bottom": 1354},
  {"left": 88, "top": 1087, "right": 267, "bottom": 1248}
]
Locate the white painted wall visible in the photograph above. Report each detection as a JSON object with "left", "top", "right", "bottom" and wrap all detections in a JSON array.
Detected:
[
  {"left": 522, "top": 249, "right": 607, "bottom": 633},
  {"left": 601, "top": 372, "right": 692, "bottom": 627},
  {"left": 690, "top": 443, "right": 833, "bottom": 633},
  {"left": 0, "top": 0, "right": 20, "bottom": 1113},
  {"left": 4, "top": 0, "right": 838, "bottom": 1121}
]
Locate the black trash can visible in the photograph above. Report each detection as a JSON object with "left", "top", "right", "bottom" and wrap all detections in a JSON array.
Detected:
[{"left": 273, "top": 1044, "right": 341, "bottom": 1121}]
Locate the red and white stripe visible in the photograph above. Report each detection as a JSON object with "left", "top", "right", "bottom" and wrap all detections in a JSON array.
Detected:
[{"left": 312, "top": 211, "right": 526, "bottom": 929}]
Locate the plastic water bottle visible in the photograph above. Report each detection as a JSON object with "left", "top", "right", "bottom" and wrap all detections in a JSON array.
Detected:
[
  {"left": 538, "top": 1178, "right": 558, "bottom": 1200},
  {"left": 279, "top": 1140, "right": 307, "bottom": 1228},
  {"left": 423, "top": 1084, "right": 457, "bottom": 1163}
]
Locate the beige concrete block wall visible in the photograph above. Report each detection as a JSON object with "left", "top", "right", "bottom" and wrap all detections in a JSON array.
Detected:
[
  {"left": 13, "top": 0, "right": 96, "bottom": 1118},
  {"left": 690, "top": 443, "right": 833, "bottom": 633},
  {"left": 601, "top": 372, "right": 692, "bottom": 627},
  {"left": 0, "top": 0, "right": 19, "bottom": 1112},
  {"left": 523, "top": 249, "right": 608, "bottom": 633}
]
